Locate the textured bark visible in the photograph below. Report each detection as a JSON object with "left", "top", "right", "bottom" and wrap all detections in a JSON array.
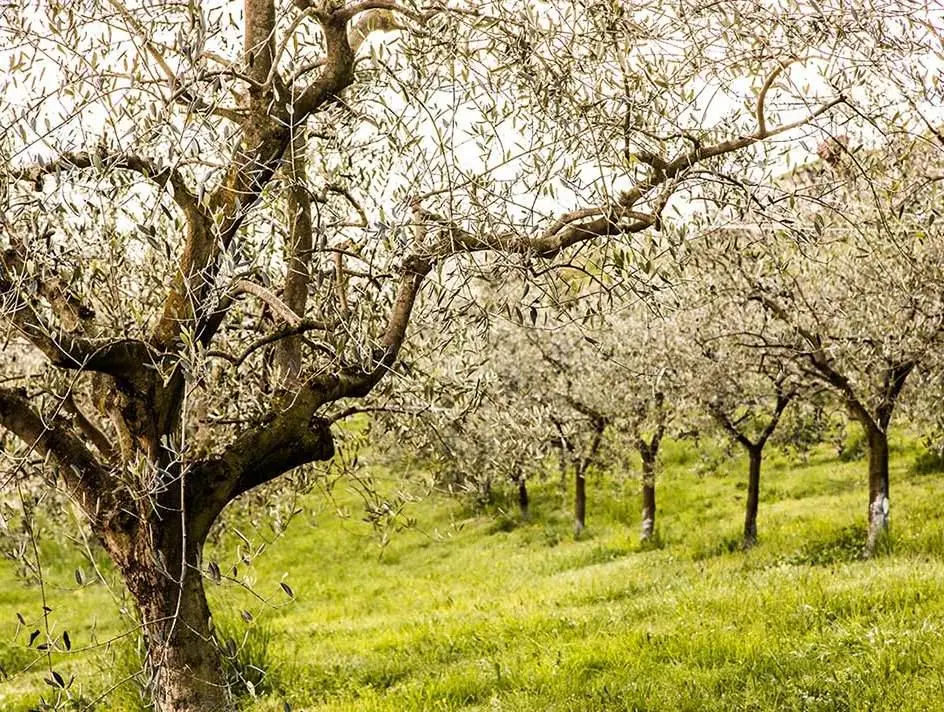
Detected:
[
  {"left": 108, "top": 507, "right": 229, "bottom": 712},
  {"left": 137, "top": 570, "right": 228, "bottom": 712},
  {"left": 92, "top": 419, "right": 334, "bottom": 711},
  {"left": 865, "top": 425, "right": 890, "bottom": 555},
  {"left": 640, "top": 487, "right": 656, "bottom": 541},
  {"left": 277, "top": 128, "right": 314, "bottom": 389},
  {"left": 744, "top": 446, "right": 762, "bottom": 548}
]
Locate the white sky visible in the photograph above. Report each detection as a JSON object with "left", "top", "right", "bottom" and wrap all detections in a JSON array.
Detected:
[{"left": 2, "top": 0, "right": 942, "bottom": 232}]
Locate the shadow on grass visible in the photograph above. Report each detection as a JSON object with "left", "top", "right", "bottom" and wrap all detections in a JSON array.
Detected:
[{"left": 779, "top": 525, "right": 867, "bottom": 567}]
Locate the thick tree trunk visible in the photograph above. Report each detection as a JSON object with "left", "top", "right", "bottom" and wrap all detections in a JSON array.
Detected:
[
  {"left": 517, "top": 477, "right": 530, "bottom": 519},
  {"left": 865, "top": 425, "right": 890, "bottom": 555},
  {"left": 112, "top": 518, "right": 230, "bottom": 712},
  {"left": 574, "top": 470, "right": 586, "bottom": 536},
  {"left": 744, "top": 446, "right": 762, "bottom": 549},
  {"left": 138, "top": 574, "right": 229, "bottom": 712},
  {"left": 99, "top": 416, "right": 335, "bottom": 710},
  {"left": 640, "top": 456, "right": 656, "bottom": 542}
]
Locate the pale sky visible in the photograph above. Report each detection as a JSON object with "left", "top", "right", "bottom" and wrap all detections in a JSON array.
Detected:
[{"left": 2, "top": 0, "right": 941, "bottom": 233}]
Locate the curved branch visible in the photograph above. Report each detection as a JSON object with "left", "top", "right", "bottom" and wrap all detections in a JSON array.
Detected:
[
  {"left": 192, "top": 229, "right": 433, "bottom": 530},
  {"left": 755, "top": 59, "right": 798, "bottom": 138},
  {"left": 61, "top": 393, "right": 119, "bottom": 463},
  {"left": 206, "top": 318, "right": 335, "bottom": 368},
  {"left": 415, "top": 90, "right": 841, "bottom": 262},
  {"left": 710, "top": 403, "right": 755, "bottom": 450},
  {"left": 293, "top": 12, "right": 357, "bottom": 118},
  {"left": 8, "top": 150, "right": 203, "bottom": 220},
  {"left": 232, "top": 279, "right": 304, "bottom": 327},
  {"left": 749, "top": 290, "right": 875, "bottom": 429},
  {"left": 187, "top": 395, "right": 335, "bottom": 539},
  {"left": 756, "top": 390, "right": 793, "bottom": 449},
  {"left": 417, "top": 205, "right": 657, "bottom": 260},
  {"left": 0, "top": 388, "right": 115, "bottom": 519},
  {"left": 2, "top": 249, "right": 149, "bottom": 376}
]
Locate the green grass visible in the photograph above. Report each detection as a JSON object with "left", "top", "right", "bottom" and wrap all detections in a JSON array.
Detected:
[{"left": 3, "top": 436, "right": 944, "bottom": 710}]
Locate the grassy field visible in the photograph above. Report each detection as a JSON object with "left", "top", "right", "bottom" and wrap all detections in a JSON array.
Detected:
[{"left": 2, "top": 436, "right": 944, "bottom": 711}]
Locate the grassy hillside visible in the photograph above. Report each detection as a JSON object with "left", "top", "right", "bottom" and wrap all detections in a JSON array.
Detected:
[{"left": 2, "top": 437, "right": 944, "bottom": 711}]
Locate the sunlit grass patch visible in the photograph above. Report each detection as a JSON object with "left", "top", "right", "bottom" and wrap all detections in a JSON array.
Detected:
[{"left": 1, "top": 439, "right": 943, "bottom": 710}]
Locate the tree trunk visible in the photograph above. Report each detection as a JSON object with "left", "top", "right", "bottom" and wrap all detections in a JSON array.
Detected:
[
  {"left": 865, "top": 425, "right": 890, "bottom": 555},
  {"left": 574, "top": 470, "right": 586, "bottom": 536},
  {"left": 640, "top": 456, "right": 656, "bottom": 542},
  {"left": 744, "top": 446, "right": 762, "bottom": 549},
  {"left": 142, "top": 576, "right": 229, "bottom": 712},
  {"left": 276, "top": 127, "right": 313, "bottom": 390},
  {"left": 517, "top": 477, "right": 530, "bottom": 519},
  {"left": 479, "top": 475, "right": 492, "bottom": 504},
  {"left": 558, "top": 451, "right": 569, "bottom": 496},
  {"left": 114, "top": 523, "right": 230, "bottom": 711}
]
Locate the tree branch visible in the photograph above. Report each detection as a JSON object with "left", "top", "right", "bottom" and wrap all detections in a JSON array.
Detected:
[
  {"left": 755, "top": 60, "right": 797, "bottom": 138},
  {"left": 206, "top": 318, "right": 335, "bottom": 368},
  {"left": 877, "top": 361, "right": 915, "bottom": 429},
  {"left": 61, "top": 393, "right": 119, "bottom": 463},
  {"left": 2, "top": 248, "right": 150, "bottom": 375},
  {"left": 277, "top": 128, "right": 315, "bottom": 389},
  {"left": 0, "top": 388, "right": 115, "bottom": 519},
  {"left": 756, "top": 390, "right": 793, "bottom": 449},
  {"left": 157, "top": 3, "right": 361, "bottom": 349},
  {"left": 1, "top": 232, "right": 101, "bottom": 337},
  {"left": 188, "top": 392, "right": 335, "bottom": 539},
  {"left": 9, "top": 150, "right": 203, "bottom": 220},
  {"left": 415, "top": 90, "right": 841, "bottom": 262},
  {"left": 232, "top": 279, "right": 305, "bottom": 327},
  {"left": 710, "top": 403, "right": 755, "bottom": 450},
  {"left": 750, "top": 290, "right": 875, "bottom": 429},
  {"left": 336, "top": 1, "right": 434, "bottom": 23}
]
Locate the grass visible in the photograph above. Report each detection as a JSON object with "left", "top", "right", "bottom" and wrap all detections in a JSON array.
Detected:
[{"left": 2, "top": 435, "right": 944, "bottom": 710}]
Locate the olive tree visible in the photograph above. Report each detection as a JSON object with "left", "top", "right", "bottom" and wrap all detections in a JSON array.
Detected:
[
  {"left": 671, "top": 279, "right": 811, "bottom": 547},
  {"left": 389, "top": 300, "right": 621, "bottom": 531},
  {"left": 378, "top": 332, "right": 556, "bottom": 516},
  {"left": 605, "top": 310, "right": 682, "bottom": 543},
  {"left": 437, "top": 300, "right": 684, "bottom": 541},
  {"left": 0, "top": 0, "right": 907, "bottom": 708},
  {"left": 703, "top": 128, "right": 944, "bottom": 554}
]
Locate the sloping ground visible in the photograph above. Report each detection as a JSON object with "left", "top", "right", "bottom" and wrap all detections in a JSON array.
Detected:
[{"left": 2, "top": 437, "right": 944, "bottom": 711}]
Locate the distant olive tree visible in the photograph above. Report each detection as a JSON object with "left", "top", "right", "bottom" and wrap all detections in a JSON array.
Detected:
[
  {"left": 701, "top": 128, "right": 944, "bottom": 555},
  {"left": 410, "top": 297, "right": 685, "bottom": 541},
  {"left": 670, "top": 279, "right": 812, "bottom": 547}
]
